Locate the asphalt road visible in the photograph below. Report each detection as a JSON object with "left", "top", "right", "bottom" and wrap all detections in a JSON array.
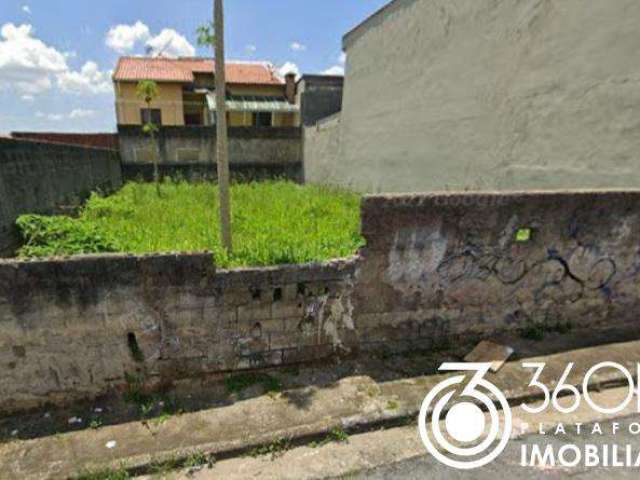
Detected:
[{"left": 346, "top": 416, "right": 640, "bottom": 479}]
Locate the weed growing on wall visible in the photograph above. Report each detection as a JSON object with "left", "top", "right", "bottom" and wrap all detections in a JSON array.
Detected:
[{"left": 15, "top": 180, "right": 363, "bottom": 267}]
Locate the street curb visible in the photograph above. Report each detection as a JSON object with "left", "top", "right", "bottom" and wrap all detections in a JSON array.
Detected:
[{"left": 2, "top": 339, "right": 639, "bottom": 478}]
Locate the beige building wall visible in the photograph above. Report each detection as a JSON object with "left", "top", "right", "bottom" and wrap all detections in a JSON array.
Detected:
[
  {"left": 115, "top": 82, "right": 185, "bottom": 126},
  {"left": 115, "top": 81, "right": 299, "bottom": 128},
  {"left": 331, "top": 0, "right": 640, "bottom": 193}
]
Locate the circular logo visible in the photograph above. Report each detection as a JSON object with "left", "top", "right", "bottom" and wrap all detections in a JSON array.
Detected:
[{"left": 418, "top": 363, "right": 512, "bottom": 470}]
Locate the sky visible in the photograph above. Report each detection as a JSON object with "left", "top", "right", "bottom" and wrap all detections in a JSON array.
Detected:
[{"left": 0, "top": 0, "right": 390, "bottom": 133}]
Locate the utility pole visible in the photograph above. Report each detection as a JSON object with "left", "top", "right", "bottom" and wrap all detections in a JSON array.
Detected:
[{"left": 214, "top": 0, "right": 232, "bottom": 251}]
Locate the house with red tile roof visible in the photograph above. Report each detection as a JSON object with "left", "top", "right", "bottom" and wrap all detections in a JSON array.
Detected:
[{"left": 113, "top": 57, "right": 299, "bottom": 128}]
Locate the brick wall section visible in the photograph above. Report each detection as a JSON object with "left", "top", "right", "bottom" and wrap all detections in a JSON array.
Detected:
[
  {"left": 11, "top": 132, "right": 119, "bottom": 150},
  {"left": 0, "top": 254, "right": 357, "bottom": 413},
  {"left": 0, "top": 138, "right": 122, "bottom": 256},
  {"left": 355, "top": 190, "right": 640, "bottom": 350}
]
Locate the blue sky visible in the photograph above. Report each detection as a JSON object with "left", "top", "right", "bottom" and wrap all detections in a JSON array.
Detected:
[{"left": 0, "top": 0, "right": 389, "bottom": 133}]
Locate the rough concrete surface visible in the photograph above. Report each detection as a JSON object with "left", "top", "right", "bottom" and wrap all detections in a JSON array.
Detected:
[
  {"left": 0, "top": 137, "right": 122, "bottom": 255},
  {"left": 1, "top": 339, "right": 639, "bottom": 479},
  {"left": 320, "top": 0, "right": 640, "bottom": 192},
  {"left": 0, "top": 254, "right": 357, "bottom": 413},
  {"left": 152, "top": 386, "right": 640, "bottom": 480}
]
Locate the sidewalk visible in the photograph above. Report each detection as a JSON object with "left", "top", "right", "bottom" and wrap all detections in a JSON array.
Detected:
[
  {"left": 1, "top": 339, "right": 639, "bottom": 479},
  {"left": 147, "top": 386, "right": 639, "bottom": 480}
]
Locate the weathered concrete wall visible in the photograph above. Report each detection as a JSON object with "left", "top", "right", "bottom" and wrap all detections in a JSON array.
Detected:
[
  {"left": 0, "top": 254, "right": 357, "bottom": 413},
  {"left": 355, "top": 190, "right": 640, "bottom": 349},
  {"left": 303, "top": 114, "right": 342, "bottom": 185},
  {"left": 333, "top": 0, "right": 640, "bottom": 192},
  {"left": 298, "top": 75, "right": 344, "bottom": 127},
  {"left": 121, "top": 162, "right": 303, "bottom": 183},
  {"left": 0, "top": 138, "right": 122, "bottom": 256},
  {"left": 118, "top": 125, "right": 302, "bottom": 166},
  {"left": 3, "top": 190, "right": 640, "bottom": 413}
]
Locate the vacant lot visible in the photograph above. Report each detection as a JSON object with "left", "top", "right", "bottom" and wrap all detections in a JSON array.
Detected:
[{"left": 16, "top": 181, "right": 363, "bottom": 267}]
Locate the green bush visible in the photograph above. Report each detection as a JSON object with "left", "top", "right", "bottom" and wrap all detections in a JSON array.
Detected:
[
  {"left": 15, "top": 180, "right": 364, "bottom": 267},
  {"left": 16, "top": 214, "right": 120, "bottom": 257}
]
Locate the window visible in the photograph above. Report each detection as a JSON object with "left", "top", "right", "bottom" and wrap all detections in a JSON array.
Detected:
[
  {"left": 140, "top": 108, "right": 162, "bottom": 125},
  {"left": 184, "top": 112, "right": 203, "bottom": 126},
  {"left": 253, "top": 112, "right": 273, "bottom": 127}
]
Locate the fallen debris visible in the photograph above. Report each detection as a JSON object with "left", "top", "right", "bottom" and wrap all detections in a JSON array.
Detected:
[{"left": 464, "top": 340, "right": 514, "bottom": 372}]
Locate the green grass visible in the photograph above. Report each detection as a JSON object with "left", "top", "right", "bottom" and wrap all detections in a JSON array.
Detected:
[
  {"left": 76, "top": 467, "right": 130, "bottom": 480},
  {"left": 16, "top": 180, "right": 363, "bottom": 268}
]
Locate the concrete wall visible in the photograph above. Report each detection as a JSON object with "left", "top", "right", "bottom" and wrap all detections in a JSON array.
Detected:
[
  {"left": 303, "top": 114, "right": 342, "bottom": 185},
  {"left": 0, "top": 138, "right": 122, "bottom": 256},
  {"left": 121, "top": 161, "right": 303, "bottom": 183},
  {"left": 355, "top": 190, "right": 640, "bottom": 349},
  {"left": 331, "top": 0, "right": 640, "bottom": 192},
  {"left": 297, "top": 75, "right": 344, "bottom": 127},
  {"left": 2, "top": 190, "right": 640, "bottom": 412},
  {"left": 118, "top": 125, "right": 301, "bottom": 164},
  {"left": 0, "top": 254, "right": 357, "bottom": 413},
  {"left": 118, "top": 125, "right": 303, "bottom": 181}
]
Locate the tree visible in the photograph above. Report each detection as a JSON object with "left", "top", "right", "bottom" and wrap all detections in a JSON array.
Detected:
[
  {"left": 197, "top": 0, "right": 232, "bottom": 252},
  {"left": 136, "top": 80, "right": 162, "bottom": 196}
]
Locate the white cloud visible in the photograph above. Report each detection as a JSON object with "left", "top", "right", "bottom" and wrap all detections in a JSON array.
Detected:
[
  {"left": 146, "top": 28, "right": 195, "bottom": 58},
  {"left": 245, "top": 44, "right": 256, "bottom": 54},
  {"left": 278, "top": 62, "right": 300, "bottom": 80},
  {"left": 0, "top": 23, "right": 111, "bottom": 97},
  {"left": 105, "top": 21, "right": 150, "bottom": 53},
  {"left": 0, "top": 23, "right": 68, "bottom": 94},
  {"left": 323, "top": 65, "right": 345, "bottom": 76},
  {"left": 339, "top": 52, "right": 346, "bottom": 64},
  {"left": 105, "top": 21, "right": 195, "bottom": 58},
  {"left": 69, "top": 108, "right": 95, "bottom": 119},
  {"left": 21, "top": 94, "right": 34, "bottom": 101},
  {"left": 37, "top": 109, "right": 96, "bottom": 121},
  {"left": 57, "top": 61, "right": 112, "bottom": 95},
  {"left": 35, "top": 111, "right": 63, "bottom": 121},
  {"left": 290, "top": 42, "right": 306, "bottom": 52},
  {"left": 22, "top": 5, "right": 31, "bottom": 14}
]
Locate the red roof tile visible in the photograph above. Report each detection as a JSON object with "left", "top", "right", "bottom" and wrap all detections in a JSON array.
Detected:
[{"left": 113, "top": 57, "right": 284, "bottom": 85}]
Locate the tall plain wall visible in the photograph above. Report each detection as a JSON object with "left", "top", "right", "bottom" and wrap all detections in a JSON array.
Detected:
[
  {"left": 303, "top": 114, "right": 341, "bottom": 185},
  {"left": 334, "top": 0, "right": 640, "bottom": 192},
  {"left": 118, "top": 125, "right": 303, "bottom": 181},
  {"left": 3, "top": 190, "right": 640, "bottom": 413},
  {"left": 0, "top": 138, "right": 122, "bottom": 256}
]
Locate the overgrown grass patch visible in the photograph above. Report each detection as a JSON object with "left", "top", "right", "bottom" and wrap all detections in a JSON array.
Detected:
[{"left": 16, "top": 180, "right": 364, "bottom": 268}]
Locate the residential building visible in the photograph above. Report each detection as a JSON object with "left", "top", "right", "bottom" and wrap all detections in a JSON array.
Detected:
[
  {"left": 112, "top": 57, "right": 299, "bottom": 128},
  {"left": 112, "top": 57, "right": 303, "bottom": 180},
  {"left": 305, "top": 0, "right": 640, "bottom": 192}
]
